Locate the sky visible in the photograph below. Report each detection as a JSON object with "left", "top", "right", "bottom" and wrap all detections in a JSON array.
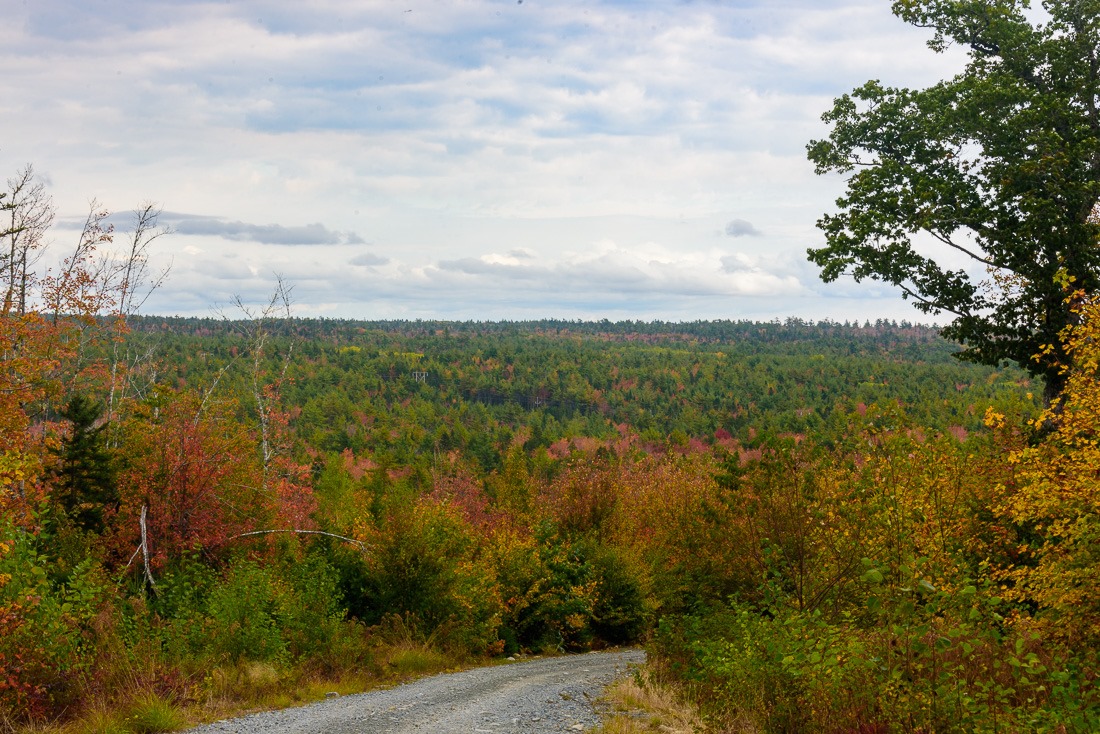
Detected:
[{"left": 1, "top": 0, "right": 973, "bottom": 323}]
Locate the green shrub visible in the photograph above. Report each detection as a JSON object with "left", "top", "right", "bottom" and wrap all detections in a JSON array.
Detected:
[
  {"left": 588, "top": 544, "right": 651, "bottom": 644},
  {"left": 490, "top": 524, "right": 603, "bottom": 652},
  {"left": 278, "top": 551, "right": 346, "bottom": 661},
  {"left": 204, "top": 560, "right": 288, "bottom": 664},
  {"left": 0, "top": 520, "right": 109, "bottom": 718},
  {"left": 654, "top": 593, "right": 1100, "bottom": 734},
  {"left": 150, "top": 555, "right": 217, "bottom": 662},
  {"left": 352, "top": 501, "right": 503, "bottom": 656}
]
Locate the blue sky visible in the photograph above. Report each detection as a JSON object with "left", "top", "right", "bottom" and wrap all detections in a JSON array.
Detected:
[{"left": 2, "top": 0, "right": 971, "bottom": 322}]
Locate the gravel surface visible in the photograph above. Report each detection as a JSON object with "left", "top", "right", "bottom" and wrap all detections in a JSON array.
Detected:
[{"left": 183, "top": 649, "right": 645, "bottom": 734}]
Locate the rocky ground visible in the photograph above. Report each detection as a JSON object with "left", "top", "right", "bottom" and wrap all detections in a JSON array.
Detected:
[{"left": 183, "top": 649, "right": 645, "bottom": 734}]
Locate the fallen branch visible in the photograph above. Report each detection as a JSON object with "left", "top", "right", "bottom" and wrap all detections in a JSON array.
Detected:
[
  {"left": 124, "top": 544, "right": 141, "bottom": 569},
  {"left": 218, "top": 528, "right": 367, "bottom": 549}
]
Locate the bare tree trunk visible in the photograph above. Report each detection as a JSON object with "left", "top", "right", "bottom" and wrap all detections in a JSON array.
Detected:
[
  {"left": 220, "top": 276, "right": 295, "bottom": 494},
  {"left": 1, "top": 165, "right": 54, "bottom": 316},
  {"left": 140, "top": 503, "right": 157, "bottom": 593},
  {"left": 105, "top": 204, "right": 171, "bottom": 442}
]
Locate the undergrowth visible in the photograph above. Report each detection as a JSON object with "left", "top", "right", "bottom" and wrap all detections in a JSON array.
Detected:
[{"left": 595, "top": 670, "right": 703, "bottom": 734}]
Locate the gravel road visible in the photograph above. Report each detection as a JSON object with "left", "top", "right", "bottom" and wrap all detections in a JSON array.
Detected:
[{"left": 183, "top": 649, "right": 645, "bottom": 734}]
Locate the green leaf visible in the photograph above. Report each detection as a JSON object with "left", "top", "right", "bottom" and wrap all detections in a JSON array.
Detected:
[{"left": 862, "top": 569, "right": 884, "bottom": 584}]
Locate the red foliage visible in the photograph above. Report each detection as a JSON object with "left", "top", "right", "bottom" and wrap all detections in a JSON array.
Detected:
[
  {"left": 341, "top": 448, "right": 378, "bottom": 480},
  {"left": 259, "top": 388, "right": 317, "bottom": 529},
  {"left": 0, "top": 599, "right": 46, "bottom": 718},
  {"left": 946, "top": 424, "right": 968, "bottom": 441},
  {"left": 427, "top": 464, "right": 501, "bottom": 532},
  {"left": 116, "top": 393, "right": 263, "bottom": 568}
]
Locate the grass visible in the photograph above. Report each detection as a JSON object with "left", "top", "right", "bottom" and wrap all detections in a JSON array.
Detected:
[
  {"left": 594, "top": 669, "right": 704, "bottom": 734},
  {"left": 50, "top": 694, "right": 187, "bottom": 734},
  {"left": 66, "top": 708, "right": 130, "bottom": 734},
  {"left": 382, "top": 643, "right": 453, "bottom": 678},
  {"left": 13, "top": 647, "right": 454, "bottom": 734},
  {"left": 8, "top": 619, "right": 493, "bottom": 734},
  {"left": 125, "top": 694, "right": 187, "bottom": 734}
]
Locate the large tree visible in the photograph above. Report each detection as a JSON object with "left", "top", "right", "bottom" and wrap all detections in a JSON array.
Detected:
[{"left": 807, "top": 0, "right": 1100, "bottom": 401}]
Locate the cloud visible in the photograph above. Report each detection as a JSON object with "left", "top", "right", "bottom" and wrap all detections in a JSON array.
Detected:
[
  {"left": 191, "top": 255, "right": 258, "bottom": 281},
  {"left": 434, "top": 241, "right": 800, "bottom": 300},
  {"left": 5, "top": 0, "right": 962, "bottom": 325},
  {"left": 349, "top": 252, "right": 390, "bottom": 267},
  {"left": 725, "top": 218, "right": 761, "bottom": 237},
  {"left": 158, "top": 212, "right": 364, "bottom": 246}
]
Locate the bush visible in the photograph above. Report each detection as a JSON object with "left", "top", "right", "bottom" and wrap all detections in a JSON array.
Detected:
[
  {"left": 654, "top": 589, "right": 1100, "bottom": 734},
  {"left": 147, "top": 555, "right": 216, "bottom": 663},
  {"left": 204, "top": 560, "right": 289, "bottom": 664},
  {"left": 279, "top": 551, "right": 346, "bottom": 662},
  {"left": 0, "top": 521, "right": 111, "bottom": 719},
  {"left": 351, "top": 501, "right": 503, "bottom": 655},
  {"left": 588, "top": 544, "right": 652, "bottom": 645},
  {"left": 489, "top": 525, "right": 651, "bottom": 651}
]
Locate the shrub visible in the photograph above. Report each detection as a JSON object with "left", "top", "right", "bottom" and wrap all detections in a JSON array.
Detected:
[
  {"left": 588, "top": 544, "right": 652, "bottom": 645},
  {"left": 0, "top": 520, "right": 110, "bottom": 719},
  {"left": 203, "top": 560, "right": 289, "bottom": 665},
  {"left": 488, "top": 526, "right": 652, "bottom": 652},
  {"left": 278, "top": 551, "right": 346, "bottom": 662},
  {"left": 352, "top": 501, "right": 503, "bottom": 656}
]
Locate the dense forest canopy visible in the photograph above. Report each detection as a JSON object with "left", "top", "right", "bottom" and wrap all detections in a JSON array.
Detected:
[{"left": 124, "top": 314, "right": 1034, "bottom": 464}]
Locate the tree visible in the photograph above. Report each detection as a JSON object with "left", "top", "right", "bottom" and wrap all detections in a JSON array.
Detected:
[
  {"left": 807, "top": 0, "right": 1100, "bottom": 401},
  {"left": 999, "top": 294, "right": 1100, "bottom": 648},
  {"left": 117, "top": 391, "right": 262, "bottom": 573},
  {"left": 104, "top": 204, "right": 171, "bottom": 425},
  {"left": 1, "top": 165, "right": 55, "bottom": 316},
  {"left": 52, "top": 393, "right": 117, "bottom": 534}
]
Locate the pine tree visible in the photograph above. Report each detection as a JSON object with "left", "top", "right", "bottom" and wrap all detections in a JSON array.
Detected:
[{"left": 54, "top": 394, "right": 117, "bottom": 533}]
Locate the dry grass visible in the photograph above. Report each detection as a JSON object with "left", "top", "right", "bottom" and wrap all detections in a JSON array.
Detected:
[
  {"left": 13, "top": 638, "right": 466, "bottom": 734},
  {"left": 595, "top": 670, "right": 704, "bottom": 734}
]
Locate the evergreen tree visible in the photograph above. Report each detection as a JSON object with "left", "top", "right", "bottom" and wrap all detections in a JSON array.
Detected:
[{"left": 53, "top": 394, "right": 117, "bottom": 533}]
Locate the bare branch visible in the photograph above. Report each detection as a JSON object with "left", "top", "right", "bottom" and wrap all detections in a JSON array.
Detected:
[
  {"left": 897, "top": 282, "right": 969, "bottom": 318},
  {"left": 105, "top": 203, "right": 172, "bottom": 432},
  {"left": 2, "top": 165, "right": 55, "bottom": 315},
  {"left": 927, "top": 229, "right": 1002, "bottom": 268},
  {"left": 218, "top": 528, "right": 367, "bottom": 548},
  {"left": 140, "top": 504, "right": 157, "bottom": 593}
]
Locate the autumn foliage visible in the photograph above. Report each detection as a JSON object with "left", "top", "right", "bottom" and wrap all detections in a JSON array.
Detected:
[
  {"left": 997, "top": 297, "right": 1100, "bottom": 650},
  {"left": 2, "top": 168, "right": 1099, "bottom": 732}
]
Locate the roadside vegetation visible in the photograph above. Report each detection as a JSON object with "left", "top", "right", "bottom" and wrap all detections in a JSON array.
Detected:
[{"left": 595, "top": 673, "right": 702, "bottom": 734}]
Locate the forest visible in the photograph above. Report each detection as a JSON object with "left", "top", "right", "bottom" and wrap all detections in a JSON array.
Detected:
[{"left": 3, "top": 232, "right": 1099, "bottom": 732}]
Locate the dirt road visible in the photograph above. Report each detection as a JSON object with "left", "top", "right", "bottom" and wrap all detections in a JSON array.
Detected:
[{"left": 184, "top": 649, "right": 645, "bottom": 734}]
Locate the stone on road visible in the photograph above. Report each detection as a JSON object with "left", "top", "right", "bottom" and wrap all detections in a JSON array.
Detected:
[{"left": 184, "top": 649, "right": 645, "bottom": 734}]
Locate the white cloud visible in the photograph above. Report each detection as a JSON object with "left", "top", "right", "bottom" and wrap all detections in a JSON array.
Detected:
[{"left": 1, "top": 0, "right": 957, "bottom": 323}]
